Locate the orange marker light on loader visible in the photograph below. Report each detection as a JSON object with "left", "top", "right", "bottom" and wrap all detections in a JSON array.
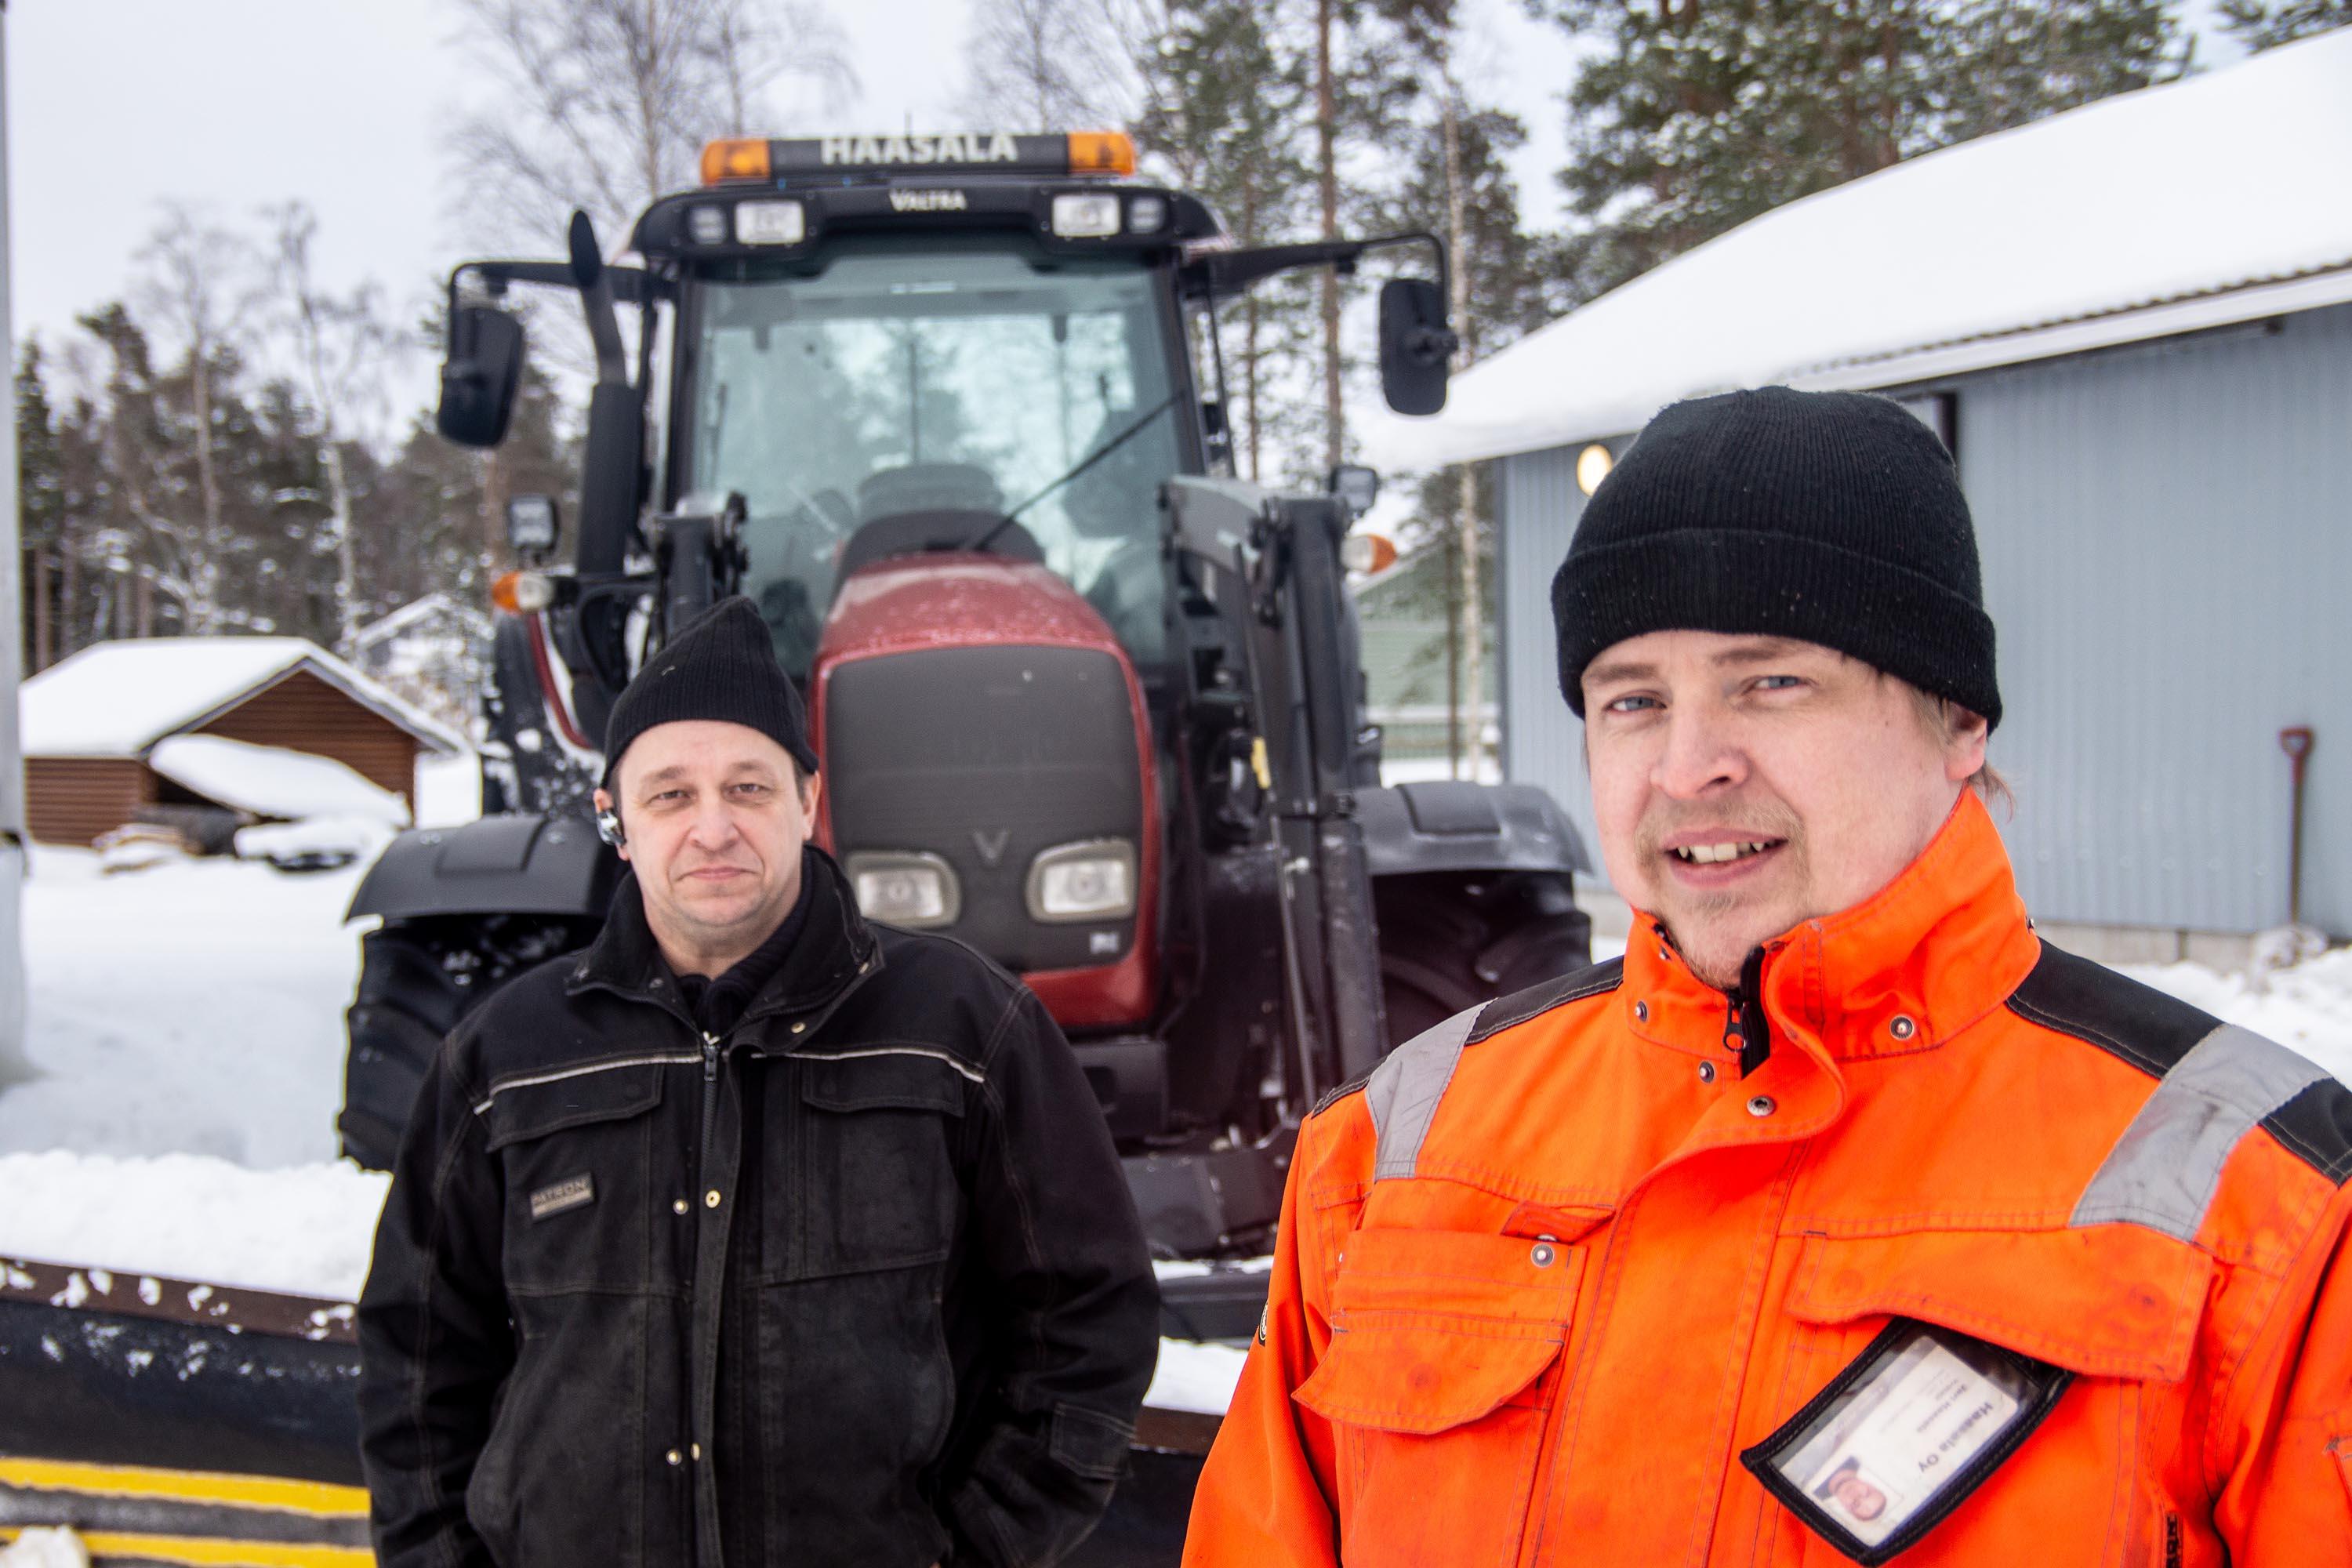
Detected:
[
  {"left": 700, "top": 138, "right": 773, "bottom": 186},
  {"left": 491, "top": 570, "right": 556, "bottom": 615},
  {"left": 1338, "top": 534, "right": 1398, "bottom": 575},
  {"left": 1066, "top": 132, "right": 1136, "bottom": 176}
]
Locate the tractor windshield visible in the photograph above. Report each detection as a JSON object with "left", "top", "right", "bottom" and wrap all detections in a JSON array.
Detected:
[{"left": 683, "top": 234, "right": 1184, "bottom": 677}]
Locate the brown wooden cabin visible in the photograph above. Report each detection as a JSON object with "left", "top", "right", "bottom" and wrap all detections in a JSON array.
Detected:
[{"left": 20, "top": 637, "right": 465, "bottom": 849}]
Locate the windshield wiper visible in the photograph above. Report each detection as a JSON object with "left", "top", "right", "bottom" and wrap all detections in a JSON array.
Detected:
[{"left": 967, "top": 392, "right": 1181, "bottom": 554}]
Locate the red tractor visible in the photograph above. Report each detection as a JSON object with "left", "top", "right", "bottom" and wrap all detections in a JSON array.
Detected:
[{"left": 342, "top": 129, "right": 1592, "bottom": 1281}]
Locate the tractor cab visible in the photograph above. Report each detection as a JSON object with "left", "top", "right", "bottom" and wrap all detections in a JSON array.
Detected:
[{"left": 352, "top": 132, "right": 1588, "bottom": 1265}]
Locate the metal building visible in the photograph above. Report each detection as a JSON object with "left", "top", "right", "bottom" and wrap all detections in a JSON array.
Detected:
[{"left": 1371, "top": 30, "right": 2352, "bottom": 945}]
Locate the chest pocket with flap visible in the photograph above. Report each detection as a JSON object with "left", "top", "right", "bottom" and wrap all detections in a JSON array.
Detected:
[
  {"left": 1295, "top": 1227, "right": 1582, "bottom": 1568},
  {"left": 481, "top": 1057, "right": 673, "bottom": 1293},
  {"left": 1760, "top": 1225, "right": 2213, "bottom": 1566},
  {"left": 782, "top": 1048, "right": 971, "bottom": 1281}
]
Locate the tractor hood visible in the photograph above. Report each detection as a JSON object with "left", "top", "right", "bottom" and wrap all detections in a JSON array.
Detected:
[{"left": 811, "top": 554, "right": 1161, "bottom": 1029}]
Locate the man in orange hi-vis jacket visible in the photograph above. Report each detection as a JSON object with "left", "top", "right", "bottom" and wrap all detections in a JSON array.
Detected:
[{"left": 1185, "top": 388, "right": 2352, "bottom": 1567}]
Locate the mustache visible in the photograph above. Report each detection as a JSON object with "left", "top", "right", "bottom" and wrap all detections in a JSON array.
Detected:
[{"left": 1634, "top": 800, "right": 1804, "bottom": 861}]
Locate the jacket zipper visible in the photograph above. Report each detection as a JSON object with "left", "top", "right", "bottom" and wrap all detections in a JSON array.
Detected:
[
  {"left": 697, "top": 1032, "right": 722, "bottom": 1198},
  {"left": 1725, "top": 946, "right": 1773, "bottom": 1077}
]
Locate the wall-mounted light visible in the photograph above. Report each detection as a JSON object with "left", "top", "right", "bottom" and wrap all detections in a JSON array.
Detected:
[{"left": 1577, "top": 442, "right": 1614, "bottom": 496}]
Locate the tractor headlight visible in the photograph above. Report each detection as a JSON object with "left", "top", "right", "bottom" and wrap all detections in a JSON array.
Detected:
[
  {"left": 735, "top": 199, "right": 806, "bottom": 245},
  {"left": 1026, "top": 839, "right": 1138, "bottom": 922},
  {"left": 847, "top": 851, "right": 959, "bottom": 928},
  {"left": 1050, "top": 194, "right": 1121, "bottom": 238}
]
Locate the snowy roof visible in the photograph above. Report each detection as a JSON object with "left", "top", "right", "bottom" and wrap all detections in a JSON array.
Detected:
[
  {"left": 20, "top": 637, "right": 467, "bottom": 759},
  {"left": 148, "top": 735, "right": 412, "bottom": 826},
  {"left": 1367, "top": 27, "right": 2352, "bottom": 468},
  {"left": 349, "top": 592, "right": 488, "bottom": 655}
]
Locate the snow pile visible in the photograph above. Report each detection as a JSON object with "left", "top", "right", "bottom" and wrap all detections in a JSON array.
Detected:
[
  {"left": 234, "top": 815, "right": 399, "bottom": 869},
  {"left": 1366, "top": 26, "right": 2352, "bottom": 466},
  {"left": 151, "top": 733, "right": 410, "bottom": 826},
  {"left": 0, "top": 1152, "right": 388, "bottom": 1301},
  {"left": 1147, "top": 1341, "right": 1251, "bottom": 1415},
  {"left": 415, "top": 748, "right": 484, "bottom": 828},
  {"left": 2118, "top": 947, "right": 2352, "bottom": 1085},
  {"left": 92, "top": 825, "right": 197, "bottom": 876},
  {"left": 0, "top": 1528, "right": 89, "bottom": 1568}
]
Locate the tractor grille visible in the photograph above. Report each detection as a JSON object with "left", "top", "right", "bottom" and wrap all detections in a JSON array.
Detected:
[{"left": 825, "top": 645, "right": 1142, "bottom": 972}]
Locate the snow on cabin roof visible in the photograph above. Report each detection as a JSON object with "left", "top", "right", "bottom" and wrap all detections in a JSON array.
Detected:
[
  {"left": 1365, "top": 27, "right": 2352, "bottom": 470},
  {"left": 20, "top": 637, "right": 468, "bottom": 759}
]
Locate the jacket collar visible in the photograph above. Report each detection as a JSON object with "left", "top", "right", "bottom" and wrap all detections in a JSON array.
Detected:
[
  {"left": 1621, "top": 790, "right": 2041, "bottom": 1065},
  {"left": 568, "top": 845, "right": 881, "bottom": 1029}
]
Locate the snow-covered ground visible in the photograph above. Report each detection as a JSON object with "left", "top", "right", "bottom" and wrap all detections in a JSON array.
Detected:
[
  {"left": 2, "top": 847, "right": 370, "bottom": 1168},
  {"left": 3, "top": 811, "right": 2349, "bottom": 1422}
]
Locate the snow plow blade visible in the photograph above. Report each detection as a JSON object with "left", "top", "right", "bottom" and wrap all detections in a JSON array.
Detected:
[{"left": 1, "top": 1257, "right": 1213, "bottom": 1565}]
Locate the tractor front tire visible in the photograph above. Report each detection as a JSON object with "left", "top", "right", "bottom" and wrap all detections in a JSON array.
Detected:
[
  {"left": 340, "top": 914, "right": 599, "bottom": 1169},
  {"left": 1374, "top": 870, "right": 1593, "bottom": 1051}
]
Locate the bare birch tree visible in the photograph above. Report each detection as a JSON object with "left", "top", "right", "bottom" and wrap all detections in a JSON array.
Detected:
[
  {"left": 958, "top": 0, "right": 1131, "bottom": 129},
  {"left": 267, "top": 201, "right": 397, "bottom": 652},
  {"left": 448, "top": 0, "right": 858, "bottom": 256},
  {"left": 132, "top": 206, "right": 256, "bottom": 635}
]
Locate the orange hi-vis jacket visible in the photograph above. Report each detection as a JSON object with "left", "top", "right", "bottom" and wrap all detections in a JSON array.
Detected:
[{"left": 1185, "top": 794, "right": 2352, "bottom": 1566}]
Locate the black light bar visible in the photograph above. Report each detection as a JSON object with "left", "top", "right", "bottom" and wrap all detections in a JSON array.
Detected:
[{"left": 701, "top": 132, "right": 1136, "bottom": 185}]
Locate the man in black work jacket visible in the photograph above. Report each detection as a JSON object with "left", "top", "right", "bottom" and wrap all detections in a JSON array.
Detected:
[{"left": 358, "top": 598, "right": 1160, "bottom": 1568}]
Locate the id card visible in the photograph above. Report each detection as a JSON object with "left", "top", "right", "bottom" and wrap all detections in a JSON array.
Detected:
[{"left": 1741, "top": 1319, "right": 2072, "bottom": 1565}]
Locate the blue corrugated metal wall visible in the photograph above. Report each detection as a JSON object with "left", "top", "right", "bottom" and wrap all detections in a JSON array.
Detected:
[
  {"left": 1498, "top": 443, "right": 1606, "bottom": 872},
  {"left": 1961, "top": 303, "right": 2352, "bottom": 934},
  {"left": 1495, "top": 301, "right": 2352, "bottom": 934}
]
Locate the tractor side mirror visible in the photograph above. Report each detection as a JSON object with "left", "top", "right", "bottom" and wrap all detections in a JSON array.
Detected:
[
  {"left": 506, "top": 495, "right": 561, "bottom": 561},
  {"left": 1378, "top": 278, "right": 1456, "bottom": 416},
  {"left": 437, "top": 303, "right": 526, "bottom": 448}
]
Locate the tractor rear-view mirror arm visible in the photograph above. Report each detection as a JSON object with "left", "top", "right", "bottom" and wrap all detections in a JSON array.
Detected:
[
  {"left": 448, "top": 258, "right": 661, "bottom": 309},
  {"left": 1178, "top": 230, "right": 1450, "bottom": 303}
]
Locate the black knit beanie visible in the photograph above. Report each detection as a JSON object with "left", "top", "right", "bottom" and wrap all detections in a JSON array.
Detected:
[
  {"left": 601, "top": 597, "right": 820, "bottom": 785},
  {"left": 1551, "top": 387, "right": 2000, "bottom": 728}
]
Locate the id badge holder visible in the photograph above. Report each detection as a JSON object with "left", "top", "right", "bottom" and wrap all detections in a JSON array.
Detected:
[{"left": 1740, "top": 1319, "right": 2074, "bottom": 1565}]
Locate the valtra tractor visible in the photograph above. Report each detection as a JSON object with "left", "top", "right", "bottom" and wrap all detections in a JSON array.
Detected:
[
  {"left": 0, "top": 129, "right": 1591, "bottom": 1566},
  {"left": 344, "top": 129, "right": 1592, "bottom": 1269}
]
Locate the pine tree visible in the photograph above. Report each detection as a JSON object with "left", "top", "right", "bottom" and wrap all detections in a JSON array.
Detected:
[
  {"left": 1534, "top": 0, "right": 2187, "bottom": 299},
  {"left": 2216, "top": 0, "right": 2352, "bottom": 48},
  {"left": 18, "top": 342, "right": 67, "bottom": 670},
  {"left": 1370, "top": 96, "right": 1548, "bottom": 774},
  {"left": 1132, "top": 0, "right": 1323, "bottom": 482}
]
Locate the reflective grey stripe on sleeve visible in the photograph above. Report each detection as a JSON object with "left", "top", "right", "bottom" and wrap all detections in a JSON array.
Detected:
[
  {"left": 1367, "top": 1004, "right": 1483, "bottom": 1182},
  {"left": 2072, "top": 1023, "right": 2329, "bottom": 1240}
]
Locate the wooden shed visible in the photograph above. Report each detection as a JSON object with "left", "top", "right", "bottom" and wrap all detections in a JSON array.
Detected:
[{"left": 20, "top": 637, "right": 466, "bottom": 848}]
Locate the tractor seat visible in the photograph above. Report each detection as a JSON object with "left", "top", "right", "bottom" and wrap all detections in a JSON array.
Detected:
[
  {"left": 835, "top": 512, "right": 1046, "bottom": 586},
  {"left": 858, "top": 462, "right": 1004, "bottom": 521}
]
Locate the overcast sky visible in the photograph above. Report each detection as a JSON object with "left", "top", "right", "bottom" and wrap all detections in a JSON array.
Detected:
[
  {"left": 3, "top": 1, "right": 1574, "bottom": 368},
  {"left": 4, "top": 0, "right": 2236, "bottom": 413}
]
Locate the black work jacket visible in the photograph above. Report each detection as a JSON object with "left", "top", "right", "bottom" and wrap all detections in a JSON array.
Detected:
[{"left": 358, "top": 851, "right": 1160, "bottom": 1568}]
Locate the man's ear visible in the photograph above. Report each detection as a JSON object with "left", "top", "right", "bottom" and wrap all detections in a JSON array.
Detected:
[
  {"left": 592, "top": 786, "right": 630, "bottom": 858},
  {"left": 798, "top": 769, "right": 823, "bottom": 824},
  {"left": 1943, "top": 708, "right": 1991, "bottom": 784}
]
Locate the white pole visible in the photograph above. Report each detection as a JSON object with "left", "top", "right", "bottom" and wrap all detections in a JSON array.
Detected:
[{"left": 0, "top": 0, "right": 31, "bottom": 1080}]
